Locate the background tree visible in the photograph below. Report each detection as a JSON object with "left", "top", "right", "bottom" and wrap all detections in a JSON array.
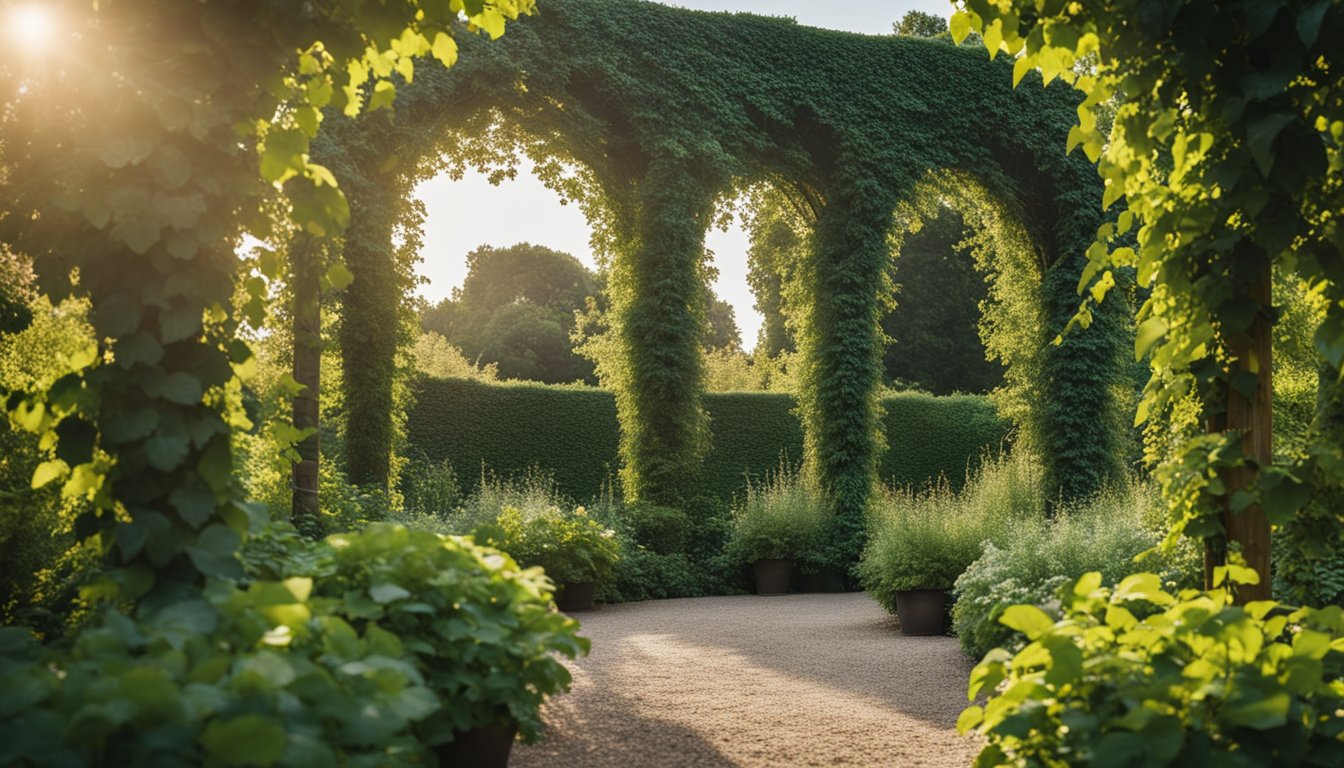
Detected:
[
  {"left": 893, "top": 10, "right": 947, "bottom": 38},
  {"left": 422, "top": 242, "right": 600, "bottom": 383},
  {"left": 884, "top": 210, "right": 1003, "bottom": 394},
  {"left": 704, "top": 298, "right": 743, "bottom": 352}
]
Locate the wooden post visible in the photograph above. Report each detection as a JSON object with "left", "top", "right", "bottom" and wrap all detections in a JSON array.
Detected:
[
  {"left": 1208, "top": 268, "right": 1273, "bottom": 601},
  {"left": 291, "top": 235, "right": 322, "bottom": 536}
]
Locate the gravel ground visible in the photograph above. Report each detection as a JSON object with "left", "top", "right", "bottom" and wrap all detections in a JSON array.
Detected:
[{"left": 512, "top": 593, "right": 980, "bottom": 768}]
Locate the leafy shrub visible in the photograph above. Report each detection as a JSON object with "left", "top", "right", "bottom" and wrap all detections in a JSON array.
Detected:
[
  {"left": 725, "top": 466, "right": 830, "bottom": 564},
  {"left": 399, "top": 456, "right": 461, "bottom": 517},
  {"left": 858, "top": 452, "right": 1039, "bottom": 612},
  {"left": 480, "top": 505, "right": 620, "bottom": 586},
  {"left": 321, "top": 523, "right": 588, "bottom": 743},
  {"left": 959, "top": 569, "right": 1344, "bottom": 767},
  {"left": 622, "top": 501, "right": 690, "bottom": 555},
  {"left": 0, "top": 523, "right": 587, "bottom": 765},
  {"left": 459, "top": 466, "right": 570, "bottom": 530},
  {"left": 952, "top": 482, "right": 1201, "bottom": 658},
  {"left": 0, "top": 577, "right": 437, "bottom": 766}
]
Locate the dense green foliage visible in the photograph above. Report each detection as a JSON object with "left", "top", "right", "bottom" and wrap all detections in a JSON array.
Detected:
[
  {"left": 952, "top": 0, "right": 1344, "bottom": 591},
  {"left": 952, "top": 484, "right": 1201, "bottom": 659},
  {"left": 421, "top": 243, "right": 600, "bottom": 384},
  {"left": 0, "top": 522, "right": 583, "bottom": 764},
  {"left": 883, "top": 210, "right": 1004, "bottom": 395},
  {"left": 724, "top": 467, "right": 830, "bottom": 567},
  {"left": 959, "top": 570, "right": 1344, "bottom": 767},
  {"left": 0, "top": 0, "right": 534, "bottom": 598},
  {"left": 477, "top": 506, "right": 621, "bottom": 586},
  {"left": 320, "top": 0, "right": 1125, "bottom": 528},
  {"left": 320, "top": 523, "right": 587, "bottom": 743},
  {"left": 859, "top": 453, "right": 1039, "bottom": 611},
  {"left": 406, "top": 376, "right": 1010, "bottom": 507}
]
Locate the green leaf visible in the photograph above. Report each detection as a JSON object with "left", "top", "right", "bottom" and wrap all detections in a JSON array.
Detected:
[
  {"left": 432, "top": 32, "right": 459, "bottom": 67},
  {"left": 957, "top": 705, "right": 984, "bottom": 734},
  {"left": 324, "top": 262, "right": 355, "bottom": 292},
  {"left": 1246, "top": 112, "right": 1296, "bottom": 176},
  {"left": 949, "top": 12, "right": 972, "bottom": 44},
  {"left": 145, "top": 431, "right": 190, "bottom": 472},
  {"left": 55, "top": 416, "right": 98, "bottom": 467},
  {"left": 31, "top": 460, "right": 68, "bottom": 489},
  {"left": 999, "top": 605, "right": 1054, "bottom": 640},
  {"left": 160, "top": 372, "right": 203, "bottom": 405},
  {"left": 367, "top": 80, "right": 397, "bottom": 112},
  {"left": 170, "top": 484, "right": 216, "bottom": 528},
  {"left": 201, "top": 714, "right": 287, "bottom": 767},
  {"left": 185, "top": 524, "right": 242, "bottom": 579},
  {"left": 370, "top": 583, "right": 411, "bottom": 604},
  {"left": 1135, "top": 317, "right": 1167, "bottom": 361},
  {"left": 1222, "top": 691, "right": 1290, "bottom": 729},
  {"left": 159, "top": 304, "right": 202, "bottom": 344},
  {"left": 1113, "top": 573, "right": 1175, "bottom": 605}
]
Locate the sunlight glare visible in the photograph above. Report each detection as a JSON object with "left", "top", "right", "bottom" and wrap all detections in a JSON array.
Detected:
[{"left": 7, "top": 4, "right": 55, "bottom": 49}]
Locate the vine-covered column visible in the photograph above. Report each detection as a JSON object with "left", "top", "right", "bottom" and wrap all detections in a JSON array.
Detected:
[
  {"left": 289, "top": 234, "right": 323, "bottom": 535},
  {"left": 610, "top": 160, "right": 714, "bottom": 507},
  {"left": 797, "top": 177, "right": 892, "bottom": 571},
  {"left": 1036, "top": 176, "right": 1130, "bottom": 505}
]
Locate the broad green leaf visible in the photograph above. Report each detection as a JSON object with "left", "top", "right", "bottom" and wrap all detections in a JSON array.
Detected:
[
  {"left": 31, "top": 460, "right": 68, "bottom": 489},
  {"left": 999, "top": 605, "right": 1054, "bottom": 640},
  {"left": 201, "top": 714, "right": 287, "bottom": 767}
]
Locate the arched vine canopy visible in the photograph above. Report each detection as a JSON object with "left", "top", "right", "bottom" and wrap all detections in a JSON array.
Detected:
[{"left": 322, "top": 0, "right": 1133, "bottom": 565}]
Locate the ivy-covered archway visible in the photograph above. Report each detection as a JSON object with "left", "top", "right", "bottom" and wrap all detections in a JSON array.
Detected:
[{"left": 325, "top": 0, "right": 1131, "bottom": 561}]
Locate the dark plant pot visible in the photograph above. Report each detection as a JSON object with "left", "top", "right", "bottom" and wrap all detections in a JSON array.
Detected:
[
  {"left": 752, "top": 559, "right": 794, "bottom": 595},
  {"left": 555, "top": 581, "right": 596, "bottom": 612},
  {"left": 793, "top": 569, "right": 847, "bottom": 593},
  {"left": 436, "top": 721, "right": 517, "bottom": 768},
  {"left": 895, "top": 589, "right": 948, "bottom": 636}
]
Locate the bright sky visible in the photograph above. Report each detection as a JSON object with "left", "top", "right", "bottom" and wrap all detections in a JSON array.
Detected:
[{"left": 412, "top": 0, "right": 953, "bottom": 351}]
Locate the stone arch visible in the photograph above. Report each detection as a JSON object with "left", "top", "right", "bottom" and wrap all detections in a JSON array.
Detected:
[{"left": 318, "top": 0, "right": 1130, "bottom": 549}]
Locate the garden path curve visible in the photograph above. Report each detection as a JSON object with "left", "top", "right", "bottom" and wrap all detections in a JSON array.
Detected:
[{"left": 512, "top": 593, "right": 980, "bottom": 767}]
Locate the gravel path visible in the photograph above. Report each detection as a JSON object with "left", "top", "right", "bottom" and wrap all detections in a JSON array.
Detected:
[{"left": 512, "top": 593, "right": 980, "bottom": 767}]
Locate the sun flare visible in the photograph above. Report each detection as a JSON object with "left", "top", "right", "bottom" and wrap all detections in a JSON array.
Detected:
[{"left": 7, "top": 4, "right": 55, "bottom": 49}]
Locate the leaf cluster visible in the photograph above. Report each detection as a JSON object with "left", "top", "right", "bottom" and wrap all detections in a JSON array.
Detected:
[{"left": 960, "top": 570, "right": 1344, "bottom": 767}]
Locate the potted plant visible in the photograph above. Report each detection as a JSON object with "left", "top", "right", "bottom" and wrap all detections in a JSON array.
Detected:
[
  {"left": 725, "top": 469, "right": 829, "bottom": 595},
  {"left": 484, "top": 505, "right": 621, "bottom": 611},
  {"left": 858, "top": 487, "right": 987, "bottom": 635},
  {"left": 321, "top": 523, "right": 590, "bottom": 766}
]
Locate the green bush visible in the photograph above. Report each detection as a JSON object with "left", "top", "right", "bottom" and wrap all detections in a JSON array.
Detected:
[
  {"left": 621, "top": 501, "right": 690, "bottom": 555},
  {"left": 480, "top": 506, "right": 621, "bottom": 586},
  {"left": 0, "top": 523, "right": 587, "bottom": 764},
  {"left": 399, "top": 456, "right": 461, "bottom": 517},
  {"left": 0, "top": 577, "right": 437, "bottom": 766},
  {"left": 952, "top": 482, "right": 1201, "bottom": 659},
  {"left": 959, "top": 570, "right": 1344, "bottom": 767},
  {"left": 405, "top": 377, "right": 1008, "bottom": 503},
  {"left": 321, "top": 523, "right": 587, "bottom": 743},
  {"left": 858, "top": 452, "right": 1039, "bottom": 613},
  {"left": 725, "top": 467, "right": 830, "bottom": 564}
]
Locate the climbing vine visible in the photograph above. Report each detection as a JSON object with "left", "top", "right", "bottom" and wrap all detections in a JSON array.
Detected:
[
  {"left": 952, "top": 0, "right": 1344, "bottom": 596},
  {"left": 321, "top": 0, "right": 1128, "bottom": 558},
  {"left": 0, "top": 0, "right": 534, "bottom": 595}
]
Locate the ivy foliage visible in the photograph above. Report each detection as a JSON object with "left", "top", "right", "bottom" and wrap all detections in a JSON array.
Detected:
[
  {"left": 0, "top": 0, "right": 533, "bottom": 593},
  {"left": 950, "top": 1, "right": 1344, "bottom": 580},
  {"left": 323, "top": 0, "right": 1127, "bottom": 537}
]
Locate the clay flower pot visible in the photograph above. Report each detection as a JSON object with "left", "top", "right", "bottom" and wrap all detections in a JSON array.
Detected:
[
  {"left": 895, "top": 589, "right": 948, "bottom": 636},
  {"left": 752, "top": 558, "right": 794, "bottom": 595}
]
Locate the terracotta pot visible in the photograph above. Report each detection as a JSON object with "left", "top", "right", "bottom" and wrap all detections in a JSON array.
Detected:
[
  {"left": 895, "top": 589, "right": 948, "bottom": 636},
  {"left": 555, "top": 581, "right": 596, "bottom": 612},
  {"left": 436, "top": 721, "right": 517, "bottom": 768},
  {"left": 752, "top": 559, "right": 794, "bottom": 595}
]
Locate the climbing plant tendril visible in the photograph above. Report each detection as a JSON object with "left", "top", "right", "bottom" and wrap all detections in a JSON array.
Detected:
[
  {"left": 0, "top": 0, "right": 534, "bottom": 595},
  {"left": 951, "top": 0, "right": 1344, "bottom": 597},
  {"left": 326, "top": 0, "right": 1131, "bottom": 565}
]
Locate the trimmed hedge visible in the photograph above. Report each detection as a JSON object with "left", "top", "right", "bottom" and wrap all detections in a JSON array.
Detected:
[{"left": 406, "top": 377, "right": 1009, "bottom": 503}]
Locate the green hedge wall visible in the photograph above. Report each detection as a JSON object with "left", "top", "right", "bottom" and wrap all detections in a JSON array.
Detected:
[{"left": 406, "top": 378, "right": 1010, "bottom": 503}]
